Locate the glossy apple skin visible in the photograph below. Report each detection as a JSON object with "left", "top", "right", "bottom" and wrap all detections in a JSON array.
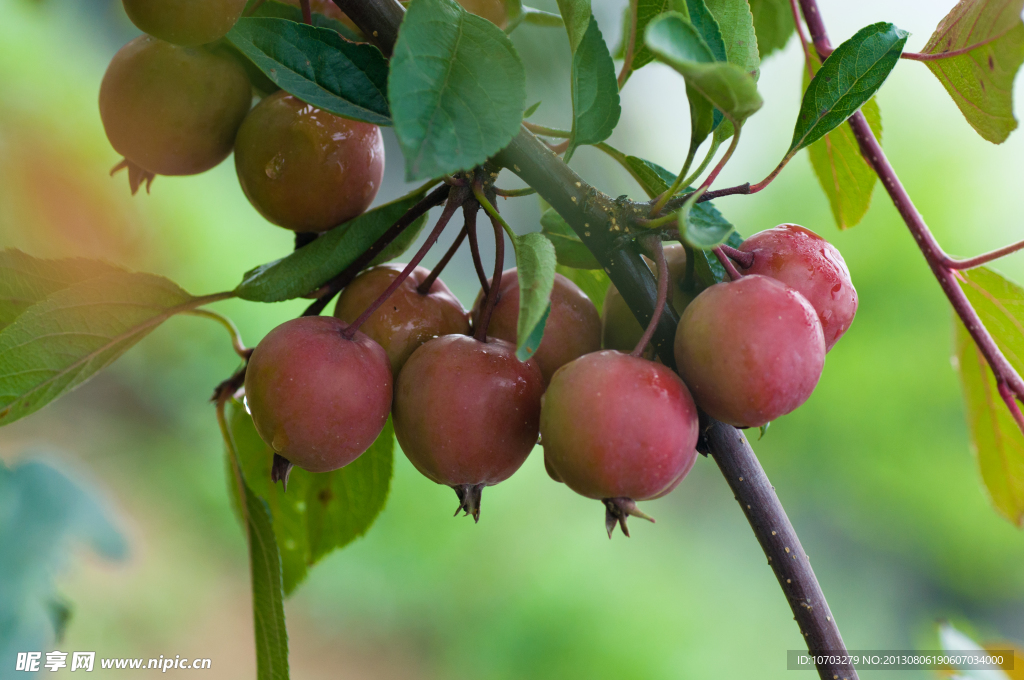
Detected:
[
  {"left": 602, "top": 244, "right": 692, "bottom": 352},
  {"left": 393, "top": 335, "right": 544, "bottom": 487},
  {"left": 234, "top": 91, "right": 385, "bottom": 232},
  {"left": 541, "top": 351, "right": 700, "bottom": 501},
  {"left": 674, "top": 275, "right": 825, "bottom": 428},
  {"left": 122, "top": 0, "right": 247, "bottom": 46},
  {"left": 334, "top": 264, "right": 470, "bottom": 374},
  {"left": 99, "top": 36, "right": 252, "bottom": 176},
  {"left": 738, "top": 224, "right": 857, "bottom": 351},
  {"left": 244, "top": 316, "right": 393, "bottom": 473},
  {"left": 472, "top": 269, "right": 601, "bottom": 386}
]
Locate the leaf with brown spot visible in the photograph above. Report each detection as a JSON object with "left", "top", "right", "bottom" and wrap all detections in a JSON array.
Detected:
[
  {"left": 921, "top": 0, "right": 1024, "bottom": 144},
  {"left": 228, "top": 401, "right": 394, "bottom": 594}
]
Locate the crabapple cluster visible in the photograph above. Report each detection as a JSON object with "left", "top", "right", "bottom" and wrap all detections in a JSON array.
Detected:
[
  {"left": 101, "top": 0, "right": 385, "bottom": 218},
  {"left": 97, "top": 1, "right": 857, "bottom": 537},
  {"left": 672, "top": 225, "right": 856, "bottom": 427}
]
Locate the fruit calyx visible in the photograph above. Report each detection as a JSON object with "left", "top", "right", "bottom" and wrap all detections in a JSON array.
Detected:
[
  {"left": 110, "top": 158, "right": 156, "bottom": 195},
  {"left": 271, "top": 453, "right": 294, "bottom": 491},
  {"left": 602, "top": 497, "right": 655, "bottom": 538},
  {"left": 453, "top": 483, "right": 486, "bottom": 522}
]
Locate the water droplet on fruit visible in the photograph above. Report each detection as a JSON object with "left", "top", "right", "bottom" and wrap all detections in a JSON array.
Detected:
[{"left": 265, "top": 153, "right": 285, "bottom": 180}]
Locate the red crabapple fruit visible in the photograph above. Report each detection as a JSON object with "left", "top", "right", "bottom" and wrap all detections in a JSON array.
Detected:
[
  {"left": 234, "top": 91, "right": 385, "bottom": 232},
  {"left": 738, "top": 224, "right": 857, "bottom": 350},
  {"left": 673, "top": 275, "right": 825, "bottom": 428},
  {"left": 472, "top": 269, "right": 600, "bottom": 386},
  {"left": 392, "top": 334, "right": 544, "bottom": 520},
  {"left": 244, "top": 316, "right": 392, "bottom": 473},
  {"left": 334, "top": 264, "right": 470, "bottom": 374},
  {"left": 540, "top": 351, "right": 700, "bottom": 537}
]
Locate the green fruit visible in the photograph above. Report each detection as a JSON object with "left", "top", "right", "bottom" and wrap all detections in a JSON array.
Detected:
[
  {"left": 602, "top": 244, "right": 692, "bottom": 352},
  {"left": 122, "top": 0, "right": 248, "bottom": 46},
  {"left": 99, "top": 36, "right": 252, "bottom": 188}
]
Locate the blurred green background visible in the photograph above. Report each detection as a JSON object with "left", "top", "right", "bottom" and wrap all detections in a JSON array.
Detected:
[{"left": 0, "top": 0, "right": 1022, "bottom": 677}]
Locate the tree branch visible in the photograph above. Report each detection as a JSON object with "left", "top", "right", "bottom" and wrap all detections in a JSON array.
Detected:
[
  {"left": 344, "top": 4, "right": 859, "bottom": 678},
  {"left": 798, "top": 0, "right": 1024, "bottom": 406}
]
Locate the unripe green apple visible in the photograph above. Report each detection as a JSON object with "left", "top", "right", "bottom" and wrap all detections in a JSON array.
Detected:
[{"left": 602, "top": 244, "right": 692, "bottom": 352}]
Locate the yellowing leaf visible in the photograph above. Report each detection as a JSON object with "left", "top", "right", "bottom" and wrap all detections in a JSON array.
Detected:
[
  {"left": 921, "top": 0, "right": 1024, "bottom": 144},
  {"left": 954, "top": 267, "right": 1024, "bottom": 526}
]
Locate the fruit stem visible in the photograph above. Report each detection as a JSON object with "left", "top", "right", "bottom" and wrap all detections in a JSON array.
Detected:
[
  {"left": 465, "top": 201, "right": 490, "bottom": 297},
  {"left": 474, "top": 207, "right": 506, "bottom": 342},
  {"left": 299, "top": 0, "right": 312, "bottom": 23},
  {"left": 493, "top": 187, "right": 537, "bottom": 198},
  {"left": 631, "top": 237, "right": 669, "bottom": 358},
  {"left": 417, "top": 222, "right": 469, "bottom": 295},
  {"left": 183, "top": 308, "right": 250, "bottom": 359},
  {"left": 303, "top": 183, "right": 450, "bottom": 317},
  {"left": 713, "top": 246, "right": 743, "bottom": 281},
  {"left": 617, "top": 0, "right": 639, "bottom": 89},
  {"left": 719, "top": 244, "right": 753, "bottom": 269},
  {"left": 342, "top": 187, "right": 467, "bottom": 340}
]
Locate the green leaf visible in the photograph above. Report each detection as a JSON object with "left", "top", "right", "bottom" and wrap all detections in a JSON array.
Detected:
[
  {"left": 540, "top": 209, "right": 601, "bottom": 269},
  {"left": 624, "top": 155, "right": 676, "bottom": 197},
  {"left": 566, "top": 15, "right": 622, "bottom": 160},
  {"left": 630, "top": 0, "right": 690, "bottom": 73},
  {"left": 390, "top": 0, "right": 527, "bottom": 180},
  {"left": 556, "top": 265, "right": 611, "bottom": 315},
  {"left": 244, "top": 0, "right": 362, "bottom": 42},
  {"left": 955, "top": 267, "right": 1024, "bottom": 526},
  {"left": 228, "top": 400, "right": 394, "bottom": 594},
  {"left": 703, "top": 0, "right": 760, "bottom": 146},
  {"left": 555, "top": 0, "right": 592, "bottom": 52},
  {"left": 749, "top": 0, "right": 794, "bottom": 59},
  {"left": 704, "top": 0, "right": 760, "bottom": 80},
  {"left": 920, "top": 0, "right": 1024, "bottom": 144},
  {"left": 227, "top": 18, "right": 391, "bottom": 126},
  {"left": 241, "top": 481, "right": 290, "bottom": 680},
  {"left": 788, "top": 22, "right": 908, "bottom": 156},
  {"left": 804, "top": 52, "right": 883, "bottom": 230},
  {"left": 681, "top": 0, "right": 728, "bottom": 151},
  {"left": 678, "top": 187, "right": 733, "bottom": 248},
  {"left": 235, "top": 189, "right": 430, "bottom": 302},
  {"left": 645, "top": 13, "right": 763, "bottom": 124},
  {"left": 685, "top": 0, "right": 727, "bottom": 62},
  {"left": 519, "top": 7, "right": 565, "bottom": 28},
  {"left": 0, "top": 250, "right": 123, "bottom": 332},
  {"left": 692, "top": 230, "right": 743, "bottom": 289},
  {"left": 0, "top": 272, "right": 206, "bottom": 427},
  {"left": 0, "top": 459, "right": 126, "bottom": 655},
  {"left": 524, "top": 101, "right": 542, "bottom": 118},
  {"left": 511, "top": 233, "right": 557, "bottom": 360}
]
